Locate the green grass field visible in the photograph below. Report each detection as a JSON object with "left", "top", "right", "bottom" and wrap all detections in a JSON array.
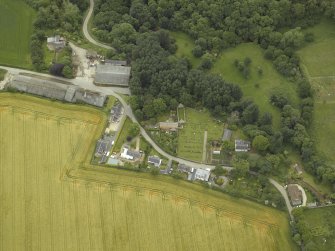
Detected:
[
  {"left": 298, "top": 19, "right": 335, "bottom": 77},
  {"left": 171, "top": 32, "right": 202, "bottom": 67},
  {"left": 0, "top": 0, "right": 35, "bottom": 69},
  {"left": 0, "top": 93, "right": 297, "bottom": 250},
  {"left": 294, "top": 206, "right": 335, "bottom": 251},
  {"left": 298, "top": 20, "right": 335, "bottom": 164},
  {"left": 178, "top": 108, "right": 223, "bottom": 162},
  {"left": 212, "top": 43, "right": 299, "bottom": 129}
]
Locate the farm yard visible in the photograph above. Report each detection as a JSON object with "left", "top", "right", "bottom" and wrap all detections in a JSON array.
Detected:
[
  {"left": 177, "top": 108, "right": 223, "bottom": 162},
  {"left": 0, "top": 0, "right": 35, "bottom": 69},
  {"left": 0, "top": 93, "right": 296, "bottom": 250},
  {"left": 298, "top": 19, "right": 335, "bottom": 164}
]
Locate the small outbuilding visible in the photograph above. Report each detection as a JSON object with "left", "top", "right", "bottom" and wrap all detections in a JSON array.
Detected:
[
  {"left": 47, "top": 35, "right": 66, "bottom": 51},
  {"left": 235, "top": 139, "right": 251, "bottom": 152}
]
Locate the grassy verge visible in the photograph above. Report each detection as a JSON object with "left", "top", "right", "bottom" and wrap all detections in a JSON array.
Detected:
[{"left": 112, "top": 116, "right": 132, "bottom": 152}]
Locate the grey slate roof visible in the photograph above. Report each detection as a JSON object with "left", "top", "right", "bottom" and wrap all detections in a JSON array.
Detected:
[
  {"left": 127, "top": 149, "right": 142, "bottom": 159},
  {"left": 95, "top": 135, "right": 114, "bottom": 157},
  {"left": 148, "top": 156, "right": 162, "bottom": 166},
  {"left": 64, "top": 86, "right": 76, "bottom": 102},
  {"left": 6, "top": 75, "right": 107, "bottom": 108},
  {"left": 94, "top": 64, "right": 131, "bottom": 86},
  {"left": 8, "top": 75, "right": 67, "bottom": 101},
  {"left": 104, "top": 60, "right": 127, "bottom": 66},
  {"left": 74, "top": 89, "right": 106, "bottom": 107}
]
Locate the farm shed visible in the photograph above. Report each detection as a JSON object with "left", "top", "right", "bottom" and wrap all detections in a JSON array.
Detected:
[
  {"left": 94, "top": 63, "right": 131, "bottom": 86},
  {"left": 104, "top": 60, "right": 127, "bottom": 66},
  {"left": 74, "top": 89, "right": 106, "bottom": 107},
  {"left": 7, "top": 75, "right": 67, "bottom": 101},
  {"left": 6, "top": 75, "right": 107, "bottom": 108}
]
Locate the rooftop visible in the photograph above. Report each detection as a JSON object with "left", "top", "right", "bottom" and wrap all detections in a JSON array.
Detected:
[
  {"left": 193, "top": 168, "right": 211, "bottom": 181},
  {"left": 235, "top": 139, "right": 250, "bottom": 151},
  {"left": 178, "top": 164, "right": 192, "bottom": 173},
  {"left": 148, "top": 156, "right": 162, "bottom": 166},
  {"left": 95, "top": 63, "right": 131, "bottom": 86},
  {"left": 287, "top": 184, "right": 303, "bottom": 206}
]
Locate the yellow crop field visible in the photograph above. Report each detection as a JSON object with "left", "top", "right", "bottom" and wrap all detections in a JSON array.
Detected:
[{"left": 0, "top": 93, "right": 297, "bottom": 251}]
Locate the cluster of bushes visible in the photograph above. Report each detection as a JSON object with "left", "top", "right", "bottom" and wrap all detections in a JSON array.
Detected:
[{"left": 234, "top": 57, "right": 252, "bottom": 79}]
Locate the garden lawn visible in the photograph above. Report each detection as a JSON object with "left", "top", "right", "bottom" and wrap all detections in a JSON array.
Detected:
[
  {"left": 212, "top": 43, "right": 299, "bottom": 130},
  {"left": 0, "top": 93, "right": 297, "bottom": 251},
  {"left": 178, "top": 108, "right": 223, "bottom": 162},
  {"left": 112, "top": 116, "right": 132, "bottom": 152},
  {"left": 0, "top": 0, "right": 35, "bottom": 69},
  {"left": 170, "top": 32, "right": 201, "bottom": 67}
]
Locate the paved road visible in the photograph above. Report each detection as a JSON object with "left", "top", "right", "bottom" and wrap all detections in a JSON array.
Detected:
[
  {"left": 269, "top": 179, "right": 293, "bottom": 220},
  {"left": 83, "top": 0, "right": 114, "bottom": 50}
]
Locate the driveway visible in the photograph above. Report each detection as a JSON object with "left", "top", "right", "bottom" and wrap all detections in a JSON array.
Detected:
[
  {"left": 296, "top": 184, "right": 307, "bottom": 206},
  {"left": 83, "top": 0, "right": 114, "bottom": 50},
  {"left": 269, "top": 179, "right": 293, "bottom": 220}
]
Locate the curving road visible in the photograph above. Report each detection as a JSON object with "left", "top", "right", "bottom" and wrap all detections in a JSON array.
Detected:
[
  {"left": 269, "top": 179, "right": 293, "bottom": 220},
  {"left": 83, "top": 0, "right": 114, "bottom": 50}
]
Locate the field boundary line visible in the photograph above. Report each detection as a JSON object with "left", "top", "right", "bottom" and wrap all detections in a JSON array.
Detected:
[{"left": 65, "top": 167, "right": 279, "bottom": 229}]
